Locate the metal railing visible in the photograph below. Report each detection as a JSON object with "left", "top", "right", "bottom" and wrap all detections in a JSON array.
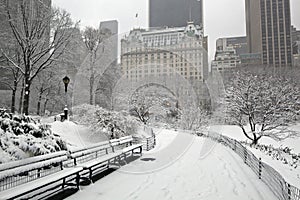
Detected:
[{"left": 206, "top": 132, "right": 300, "bottom": 200}]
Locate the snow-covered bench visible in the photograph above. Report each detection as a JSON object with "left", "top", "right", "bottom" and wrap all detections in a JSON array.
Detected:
[
  {"left": 69, "top": 136, "right": 142, "bottom": 182},
  {"left": 68, "top": 141, "right": 114, "bottom": 180},
  {"left": 0, "top": 151, "right": 83, "bottom": 200},
  {"left": 110, "top": 136, "right": 143, "bottom": 166}
]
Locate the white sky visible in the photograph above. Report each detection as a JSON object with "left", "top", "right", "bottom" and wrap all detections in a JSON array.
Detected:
[{"left": 53, "top": 0, "right": 300, "bottom": 61}]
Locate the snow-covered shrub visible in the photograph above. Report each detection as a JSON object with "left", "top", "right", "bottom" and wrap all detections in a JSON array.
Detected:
[
  {"left": 0, "top": 110, "right": 67, "bottom": 163},
  {"left": 244, "top": 141, "right": 300, "bottom": 169},
  {"left": 72, "top": 104, "right": 141, "bottom": 138}
]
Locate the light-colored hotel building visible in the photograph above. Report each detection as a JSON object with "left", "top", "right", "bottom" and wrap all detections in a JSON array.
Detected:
[{"left": 120, "top": 22, "right": 208, "bottom": 83}]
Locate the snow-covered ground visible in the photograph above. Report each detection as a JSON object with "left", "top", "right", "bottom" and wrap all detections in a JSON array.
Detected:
[
  {"left": 50, "top": 121, "right": 108, "bottom": 149},
  {"left": 67, "top": 130, "right": 276, "bottom": 200},
  {"left": 209, "top": 124, "right": 300, "bottom": 154},
  {"left": 209, "top": 125, "right": 300, "bottom": 188}
]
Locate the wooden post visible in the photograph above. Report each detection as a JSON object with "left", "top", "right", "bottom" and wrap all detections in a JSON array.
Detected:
[
  {"left": 37, "top": 168, "right": 41, "bottom": 178},
  {"left": 234, "top": 140, "right": 237, "bottom": 151},
  {"left": 62, "top": 178, "right": 66, "bottom": 189},
  {"left": 258, "top": 158, "right": 262, "bottom": 179},
  {"left": 76, "top": 172, "right": 80, "bottom": 190},
  {"left": 112, "top": 146, "right": 115, "bottom": 153},
  {"left": 287, "top": 183, "right": 291, "bottom": 200},
  {"left": 244, "top": 147, "right": 247, "bottom": 164}
]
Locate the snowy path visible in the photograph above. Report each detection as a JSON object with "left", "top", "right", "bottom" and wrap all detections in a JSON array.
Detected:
[
  {"left": 67, "top": 131, "right": 277, "bottom": 200},
  {"left": 50, "top": 121, "right": 108, "bottom": 149}
]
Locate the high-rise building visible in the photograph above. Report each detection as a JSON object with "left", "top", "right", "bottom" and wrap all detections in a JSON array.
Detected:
[
  {"left": 245, "top": 0, "right": 292, "bottom": 66},
  {"left": 291, "top": 26, "right": 300, "bottom": 66},
  {"left": 149, "top": 0, "right": 203, "bottom": 28},
  {"left": 99, "top": 20, "right": 119, "bottom": 60}
]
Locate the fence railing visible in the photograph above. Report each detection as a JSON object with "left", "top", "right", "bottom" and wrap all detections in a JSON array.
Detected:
[
  {"left": 206, "top": 132, "right": 300, "bottom": 200},
  {"left": 133, "top": 135, "right": 156, "bottom": 151},
  {"left": 133, "top": 126, "right": 156, "bottom": 151}
]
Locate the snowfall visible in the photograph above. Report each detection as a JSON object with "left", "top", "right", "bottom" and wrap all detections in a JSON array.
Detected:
[{"left": 50, "top": 121, "right": 280, "bottom": 200}]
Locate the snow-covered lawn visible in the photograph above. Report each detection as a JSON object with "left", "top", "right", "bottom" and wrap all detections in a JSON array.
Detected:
[
  {"left": 50, "top": 121, "right": 108, "bottom": 150},
  {"left": 209, "top": 125, "right": 300, "bottom": 188},
  {"left": 66, "top": 130, "right": 276, "bottom": 200},
  {"left": 209, "top": 125, "right": 300, "bottom": 154}
]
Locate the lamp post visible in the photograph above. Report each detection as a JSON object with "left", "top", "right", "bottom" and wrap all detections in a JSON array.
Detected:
[{"left": 62, "top": 76, "right": 70, "bottom": 120}]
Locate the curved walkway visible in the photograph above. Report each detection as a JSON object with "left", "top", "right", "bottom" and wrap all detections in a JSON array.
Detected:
[{"left": 67, "top": 131, "right": 277, "bottom": 200}]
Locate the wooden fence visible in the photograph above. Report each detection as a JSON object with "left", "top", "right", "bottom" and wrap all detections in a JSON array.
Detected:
[
  {"left": 133, "top": 135, "right": 156, "bottom": 151},
  {"left": 133, "top": 126, "right": 156, "bottom": 151},
  {"left": 206, "top": 132, "right": 300, "bottom": 200}
]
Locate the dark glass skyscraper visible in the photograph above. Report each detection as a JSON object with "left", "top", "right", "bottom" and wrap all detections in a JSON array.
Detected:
[
  {"left": 149, "top": 0, "right": 203, "bottom": 28},
  {"left": 245, "top": 0, "right": 292, "bottom": 66}
]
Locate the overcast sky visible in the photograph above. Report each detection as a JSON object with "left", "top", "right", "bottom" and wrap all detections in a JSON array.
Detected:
[{"left": 53, "top": 0, "right": 300, "bottom": 60}]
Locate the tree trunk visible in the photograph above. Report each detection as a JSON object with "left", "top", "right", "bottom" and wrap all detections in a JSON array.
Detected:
[
  {"left": 43, "top": 98, "right": 49, "bottom": 115},
  {"left": 23, "top": 76, "right": 31, "bottom": 115},
  {"left": 11, "top": 88, "right": 16, "bottom": 114},
  {"left": 36, "top": 89, "right": 43, "bottom": 115},
  {"left": 251, "top": 134, "right": 261, "bottom": 146},
  {"left": 89, "top": 73, "right": 94, "bottom": 105},
  {"left": 19, "top": 81, "right": 24, "bottom": 114}
]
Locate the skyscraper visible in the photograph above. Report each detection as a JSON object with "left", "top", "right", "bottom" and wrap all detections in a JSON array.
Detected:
[
  {"left": 149, "top": 0, "right": 203, "bottom": 28},
  {"left": 99, "top": 20, "right": 119, "bottom": 61},
  {"left": 245, "top": 0, "right": 292, "bottom": 66}
]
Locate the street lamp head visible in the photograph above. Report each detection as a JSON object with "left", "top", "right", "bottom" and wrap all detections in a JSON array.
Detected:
[{"left": 62, "top": 76, "right": 70, "bottom": 93}]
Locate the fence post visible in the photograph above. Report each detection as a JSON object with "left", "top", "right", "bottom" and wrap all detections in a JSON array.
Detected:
[
  {"left": 287, "top": 183, "right": 291, "bottom": 200},
  {"left": 258, "top": 158, "right": 262, "bottom": 179},
  {"left": 244, "top": 146, "right": 247, "bottom": 164},
  {"left": 234, "top": 140, "right": 237, "bottom": 151}
]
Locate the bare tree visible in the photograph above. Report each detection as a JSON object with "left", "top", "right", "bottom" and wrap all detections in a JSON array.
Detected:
[
  {"left": 226, "top": 68, "right": 300, "bottom": 145},
  {"left": 82, "top": 27, "right": 113, "bottom": 105},
  {"left": 181, "top": 106, "right": 208, "bottom": 130},
  {"left": 1, "top": 0, "right": 77, "bottom": 115},
  {"left": 95, "top": 63, "right": 121, "bottom": 109},
  {"left": 34, "top": 70, "right": 59, "bottom": 115},
  {"left": 0, "top": 49, "right": 23, "bottom": 113}
]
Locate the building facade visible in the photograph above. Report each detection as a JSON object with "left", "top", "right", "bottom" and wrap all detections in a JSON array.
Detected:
[
  {"left": 99, "top": 20, "right": 119, "bottom": 61},
  {"left": 121, "top": 22, "right": 208, "bottom": 82},
  {"left": 211, "top": 47, "right": 241, "bottom": 72},
  {"left": 120, "top": 22, "right": 210, "bottom": 108},
  {"left": 149, "top": 0, "right": 203, "bottom": 28},
  {"left": 212, "top": 37, "right": 249, "bottom": 72},
  {"left": 245, "top": 0, "right": 292, "bottom": 66},
  {"left": 291, "top": 26, "right": 300, "bottom": 66}
]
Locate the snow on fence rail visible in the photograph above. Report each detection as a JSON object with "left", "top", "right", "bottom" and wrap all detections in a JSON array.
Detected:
[{"left": 207, "top": 132, "right": 300, "bottom": 200}]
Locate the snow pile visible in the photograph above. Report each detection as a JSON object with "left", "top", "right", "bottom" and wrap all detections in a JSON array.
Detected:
[
  {"left": 72, "top": 104, "right": 143, "bottom": 138},
  {"left": 0, "top": 109, "right": 67, "bottom": 164}
]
